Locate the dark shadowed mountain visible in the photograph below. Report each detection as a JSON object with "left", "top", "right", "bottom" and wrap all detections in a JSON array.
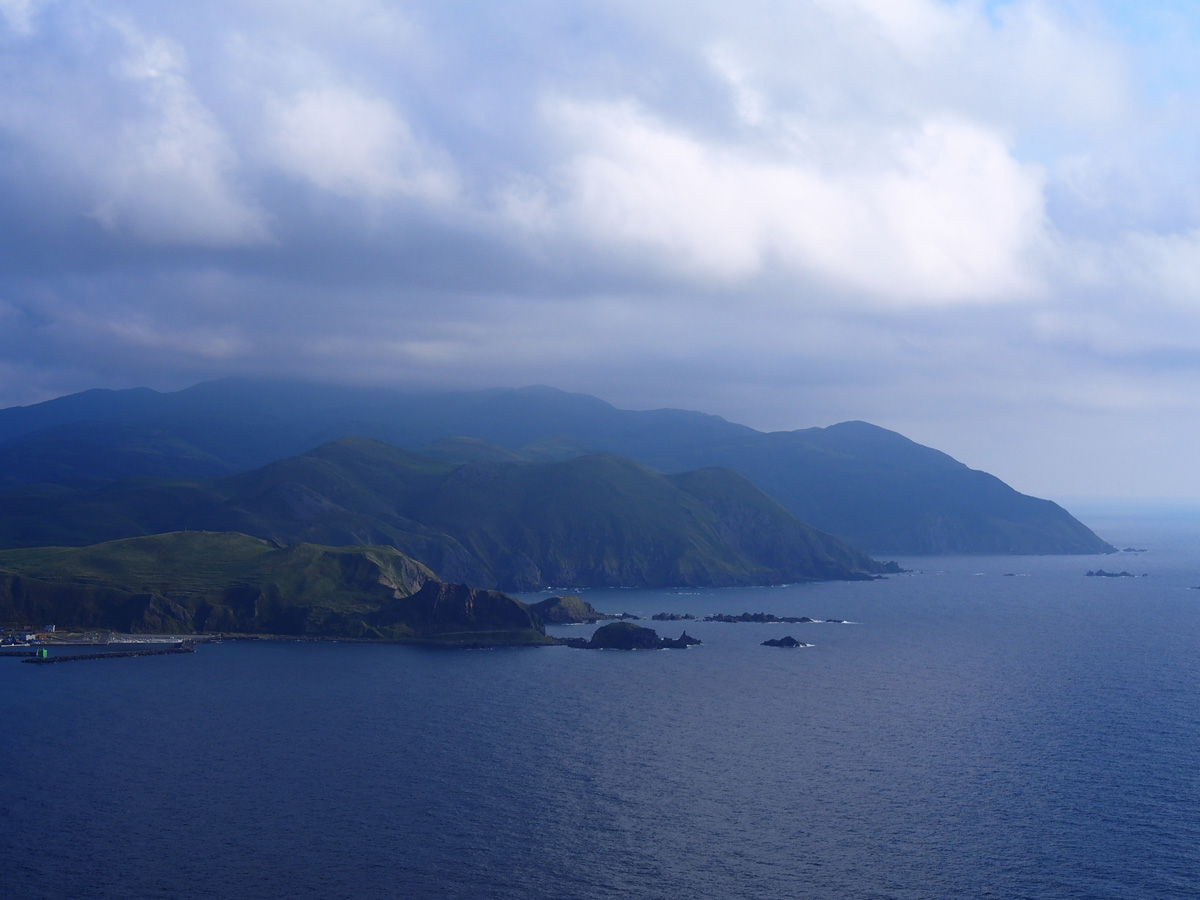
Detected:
[
  {"left": 0, "top": 438, "right": 890, "bottom": 590},
  {"left": 0, "top": 421, "right": 232, "bottom": 494},
  {"left": 0, "top": 379, "right": 1112, "bottom": 554}
]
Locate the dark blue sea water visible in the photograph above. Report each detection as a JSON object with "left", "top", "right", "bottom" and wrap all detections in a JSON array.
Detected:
[{"left": 3, "top": 514, "right": 1199, "bottom": 899}]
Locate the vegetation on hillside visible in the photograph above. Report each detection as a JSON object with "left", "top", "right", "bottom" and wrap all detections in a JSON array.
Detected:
[
  {"left": 0, "top": 439, "right": 892, "bottom": 589},
  {"left": 0, "top": 532, "right": 575, "bottom": 644},
  {"left": 0, "top": 380, "right": 1114, "bottom": 556}
]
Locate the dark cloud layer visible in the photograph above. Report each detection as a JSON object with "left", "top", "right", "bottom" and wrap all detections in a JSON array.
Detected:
[{"left": 2, "top": 0, "right": 1199, "bottom": 503}]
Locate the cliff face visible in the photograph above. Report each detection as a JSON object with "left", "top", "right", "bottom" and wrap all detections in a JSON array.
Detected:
[
  {"left": 528, "top": 595, "right": 610, "bottom": 624},
  {"left": 370, "top": 581, "right": 551, "bottom": 643}
]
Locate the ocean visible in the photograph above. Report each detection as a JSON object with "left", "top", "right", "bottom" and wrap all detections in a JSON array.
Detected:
[{"left": 2, "top": 513, "right": 1198, "bottom": 899}]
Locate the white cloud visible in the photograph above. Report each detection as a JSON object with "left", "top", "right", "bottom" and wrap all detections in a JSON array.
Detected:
[
  {"left": 262, "top": 87, "right": 458, "bottom": 204},
  {"left": 1114, "top": 229, "right": 1200, "bottom": 307},
  {"left": 0, "top": 9, "right": 269, "bottom": 245},
  {"left": 101, "top": 316, "right": 251, "bottom": 360},
  {"left": 609, "top": 0, "right": 1128, "bottom": 134},
  {"left": 90, "top": 22, "right": 270, "bottom": 244},
  {"left": 1048, "top": 223, "right": 1200, "bottom": 327},
  {"left": 240, "top": 0, "right": 414, "bottom": 45},
  {"left": 707, "top": 47, "right": 768, "bottom": 127},
  {"left": 517, "top": 98, "right": 1046, "bottom": 304},
  {"left": 0, "top": 0, "right": 48, "bottom": 36},
  {"left": 812, "top": 0, "right": 958, "bottom": 62}
]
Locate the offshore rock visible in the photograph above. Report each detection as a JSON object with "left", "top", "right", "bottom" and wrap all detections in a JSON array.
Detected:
[
  {"left": 704, "top": 612, "right": 815, "bottom": 624},
  {"left": 371, "top": 580, "right": 548, "bottom": 643},
  {"left": 762, "top": 636, "right": 808, "bottom": 648},
  {"left": 529, "top": 594, "right": 610, "bottom": 624},
  {"left": 529, "top": 595, "right": 641, "bottom": 625},
  {"left": 658, "top": 631, "right": 701, "bottom": 649},
  {"left": 569, "top": 621, "right": 699, "bottom": 650}
]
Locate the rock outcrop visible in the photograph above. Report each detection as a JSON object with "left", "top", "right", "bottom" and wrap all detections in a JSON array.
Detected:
[
  {"left": 762, "top": 636, "right": 808, "bottom": 648},
  {"left": 566, "top": 621, "right": 700, "bottom": 650},
  {"left": 529, "top": 595, "right": 612, "bottom": 624}
]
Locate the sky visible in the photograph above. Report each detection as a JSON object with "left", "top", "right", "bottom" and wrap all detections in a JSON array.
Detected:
[{"left": 1, "top": 0, "right": 1199, "bottom": 506}]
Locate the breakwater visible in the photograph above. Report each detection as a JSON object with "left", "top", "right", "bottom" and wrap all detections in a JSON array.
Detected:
[
  {"left": 21, "top": 641, "right": 195, "bottom": 664},
  {"left": 0, "top": 649, "right": 37, "bottom": 657}
]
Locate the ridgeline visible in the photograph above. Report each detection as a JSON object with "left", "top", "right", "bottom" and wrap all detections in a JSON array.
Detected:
[{"left": 0, "top": 379, "right": 1112, "bottom": 556}]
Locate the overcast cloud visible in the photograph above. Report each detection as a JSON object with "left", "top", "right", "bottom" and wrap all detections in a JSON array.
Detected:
[{"left": 2, "top": 0, "right": 1199, "bottom": 504}]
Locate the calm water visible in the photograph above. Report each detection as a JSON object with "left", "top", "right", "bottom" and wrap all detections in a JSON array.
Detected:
[{"left": 3, "top": 514, "right": 1199, "bottom": 899}]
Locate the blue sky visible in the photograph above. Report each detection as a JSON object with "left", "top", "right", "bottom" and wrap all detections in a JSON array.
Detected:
[{"left": 1, "top": 0, "right": 1199, "bottom": 505}]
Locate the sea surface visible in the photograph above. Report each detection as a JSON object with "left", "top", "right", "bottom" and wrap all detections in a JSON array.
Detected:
[{"left": 3, "top": 514, "right": 1199, "bottom": 899}]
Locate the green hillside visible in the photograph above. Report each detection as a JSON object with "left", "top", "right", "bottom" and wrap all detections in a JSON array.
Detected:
[
  {"left": 667, "top": 466, "right": 882, "bottom": 579},
  {"left": 0, "top": 532, "right": 440, "bottom": 637},
  {"left": 412, "top": 453, "right": 889, "bottom": 588},
  {"left": 0, "top": 531, "right": 552, "bottom": 644},
  {"left": 0, "top": 440, "right": 891, "bottom": 590},
  {"left": 0, "top": 438, "right": 488, "bottom": 585}
]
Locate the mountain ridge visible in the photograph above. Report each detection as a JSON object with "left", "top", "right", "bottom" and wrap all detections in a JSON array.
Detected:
[{"left": 0, "top": 379, "right": 1113, "bottom": 555}]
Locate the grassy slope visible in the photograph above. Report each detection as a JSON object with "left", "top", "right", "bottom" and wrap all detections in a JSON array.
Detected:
[
  {"left": 405, "top": 454, "right": 888, "bottom": 589},
  {"left": 406, "top": 454, "right": 754, "bottom": 589},
  {"left": 667, "top": 466, "right": 886, "bottom": 579},
  {"left": 0, "top": 531, "right": 445, "bottom": 638},
  {"left": 0, "top": 438, "right": 488, "bottom": 585}
]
